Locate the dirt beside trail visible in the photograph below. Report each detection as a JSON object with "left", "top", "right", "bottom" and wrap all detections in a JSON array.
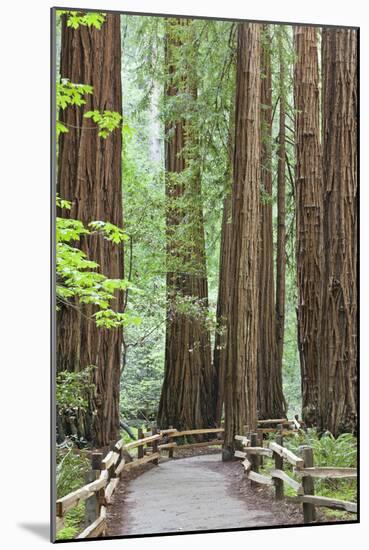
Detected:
[{"left": 107, "top": 453, "right": 305, "bottom": 537}]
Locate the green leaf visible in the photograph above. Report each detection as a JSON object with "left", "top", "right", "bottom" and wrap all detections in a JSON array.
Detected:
[{"left": 61, "top": 11, "right": 106, "bottom": 30}]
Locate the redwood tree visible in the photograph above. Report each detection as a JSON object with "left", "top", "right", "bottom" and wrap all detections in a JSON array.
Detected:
[
  {"left": 158, "top": 19, "right": 214, "bottom": 430},
  {"left": 294, "top": 26, "right": 323, "bottom": 427},
  {"left": 319, "top": 28, "right": 357, "bottom": 435},
  {"left": 257, "top": 26, "right": 286, "bottom": 419},
  {"left": 223, "top": 23, "right": 260, "bottom": 458},
  {"left": 57, "top": 14, "right": 124, "bottom": 447},
  {"left": 275, "top": 27, "right": 287, "bottom": 398}
]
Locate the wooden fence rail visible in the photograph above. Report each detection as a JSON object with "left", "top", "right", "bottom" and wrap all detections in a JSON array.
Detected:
[
  {"left": 56, "top": 426, "right": 224, "bottom": 539},
  {"left": 234, "top": 427, "right": 357, "bottom": 523},
  {"left": 56, "top": 418, "right": 336, "bottom": 539}
]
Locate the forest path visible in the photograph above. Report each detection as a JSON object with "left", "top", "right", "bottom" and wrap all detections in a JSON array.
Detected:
[{"left": 106, "top": 454, "right": 293, "bottom": 536}]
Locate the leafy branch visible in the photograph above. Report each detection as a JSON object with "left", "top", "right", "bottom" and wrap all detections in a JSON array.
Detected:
[
  {"left": 56, "top": 198, "right": 141, "bottom": 329},
  {"left": 58, "top": 11, "right": 106, "bottom": 30},
  {"left": 56, "top": 79, "right": 123, "bottom": 138}
]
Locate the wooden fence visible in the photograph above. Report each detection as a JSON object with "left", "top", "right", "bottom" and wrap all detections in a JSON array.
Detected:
[
  {"left": 56, "top": 417, "right": 337, "bottom": 539},
  {"left": 56, "top": 426, "right": 224, "bottom": 539},
  {"left": 234, "top": 425, "right": 357, "bottom": 523}
]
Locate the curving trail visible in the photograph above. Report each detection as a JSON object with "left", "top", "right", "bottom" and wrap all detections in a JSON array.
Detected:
[{"left": 107, "top": 454, "right": 301, "bottom": 537}]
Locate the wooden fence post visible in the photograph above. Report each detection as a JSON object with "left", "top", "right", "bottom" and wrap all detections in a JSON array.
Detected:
[
  {"left": 250, "top": 432, "right": 258, "bottom": 486},
  {"left": 85, "top": 452, "right": 103, "bottom": 525},
  {"left": 143, "top": 425, "right": 151, "bottom": 455},
  {"left": 138, "top": 428, "right": 144, "bottom": 459},
  {"left": 152, "top": 426, "right": 159, "bottom": 465},
  {"left": 91, "top": 451, "right": 103, "bottom": 471},
  {"left": 272, "top": 427, "right": 284, "bottom": 500},
  {"left": 300, "top": 445, "right": 316, "bottom": 523},
  {"left": 257, "top": 428, "right": 264, "bottom": 467},
  {"left": 84, "top": 472, "right": 98, "bottom": 525},
  {"left": 108, "top": 441, "right": 117, "bottom": 480},
  {"left": 113, "top": 441, "right": 123, "bottom": 476},
  {"left": 168, "top": 425, "right": 174, "bottom": 459}
]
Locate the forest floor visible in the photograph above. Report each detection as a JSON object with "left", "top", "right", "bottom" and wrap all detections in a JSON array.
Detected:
[{"left": 106, "top": 453, "right": 306, "bottom": 537}]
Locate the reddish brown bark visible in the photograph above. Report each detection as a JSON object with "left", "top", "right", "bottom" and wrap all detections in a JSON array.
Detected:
[
  {"left": 319, "top": 28, "right": 357, "bottom": 435},
  {"left": 294, "top": 26, "right": 323, "bottom": 427},
  {"left": 223, "top": 23, "right": 261, "bottom": 458},
  {"left": 56, "top": 14, "right": 123, "bottom": 447},
  {"left": 257, "top": 26, "right": 286, "bottom": 420},
  {"left": 275, "top": 28, "right": 287, "bottom": 398},
  {"left": 158, "top": 19, "right": 214, "bottom": 430}
]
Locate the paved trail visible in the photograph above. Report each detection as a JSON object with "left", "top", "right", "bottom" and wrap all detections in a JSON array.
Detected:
[{"left": 107, "top": 454, "right": 296, "bottom": 536}]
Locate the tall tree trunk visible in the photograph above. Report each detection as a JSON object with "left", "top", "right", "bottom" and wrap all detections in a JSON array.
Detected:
[
  {"left": 319, "top": 29, "right": 357, "bottom": 436},
  {"left": 223, "top": 23, "right": 261, "bottom": 459},
  {"left": 158, "top": 19, "right": 214, "bottom": 430},
  {"left": 257, "top": 26, "right": 286, "bottom": 419},
  {"left": 213, "top": 192, "right": 232, "bottom": 425},
  {"left": 294, "top": 26, "right": 323, "bottom": 427},
  {"left": 57, "top": 14, "right": 123, "bottom": 447},
  {"left": 275, "top": 27, "right": 287, "bottom": 400}
]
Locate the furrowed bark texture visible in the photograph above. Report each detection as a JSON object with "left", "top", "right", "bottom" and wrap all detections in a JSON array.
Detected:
[
  {"left": 57, "top": 14, "right": 123, "bottom": 447},
  {"left": 257, "top": 26, "right": 286, "bottom": 419},
  {"left": 223, "top": 23, "right": 260, "bottom": 458},
  {"left": 275, "top": 28, "right": 287, "bottom": 396},
  {"left": 319, "top": 29, "right": 357, "bottom": 436},
  {"left": 294, "top": 27, "right": 323, "bottom": 427},
  {"left": 158, "top": 19, "right": 214, "bottom": 430}
]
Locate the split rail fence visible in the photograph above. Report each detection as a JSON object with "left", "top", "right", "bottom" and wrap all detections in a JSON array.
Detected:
[
  {"left": 55, "top": 425, "right": 224, "bottom": 539},
  {"left": 234, "top": 423, "right": 357, "bottom": 523},
  {"left": 55, "top": 417, "right": 351, "bottom": 538}
]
